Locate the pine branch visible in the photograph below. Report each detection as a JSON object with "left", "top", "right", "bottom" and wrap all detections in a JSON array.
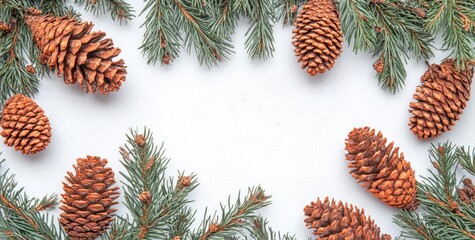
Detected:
[
  {"left": 274, "top": 0, "right": 306, "bottom": 26},
  {"left": 457, "top": 147, "right": 475, "bottom": 176},
  {"left": 140, "top": 0, "right": 182, "bottom": 65},
  {"left": 244, "top": 216, "right": 297, "bottom": 240},
  {"left": 338, "top": 0, "right": 434, "bottom": 93},
  {"left": 73, "top": 0, "right": 135, "bottom": 23},
  {"left": 108, "top": 127, "right": 293, "bottom": 240},
  {"left": 173, "top": 0, "right": 233, "bottom": 67},
  {"left": 0, "top": 14, "right": 40, "bottom": 106},
  {"left": 0, "top": 159, "right": 63, "bottom": 240},
  {"left": 32, "top": 194, "right": 58, "bottom": 212},
  {"left": 394, "top": 142, "right": 475, "bottom": 240},
  {"left": 423, "top": 0, "right": 475, "bottom": 69},
  {"left": 242, "top": 0, "right": 276, "bottom": 60},
  {"left": 192, "top": 186, "right": 271, "bottom": 240}
]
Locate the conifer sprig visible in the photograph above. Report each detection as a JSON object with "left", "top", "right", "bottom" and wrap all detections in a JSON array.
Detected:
[
  {"left": 339, "top": 0, "right": 434, "bottom": 93},
  {"left": 0, "top": 159, "right": 63, "bottom": 239},
  {"left": 107, "top": 127, "right": 294, "bottom": 239},
  {"left": 422, "top": 0, "right": 475, "bottom": 69},
  {"left": 394, "top": 142, "right": 475, "bottom": 239},
  {"left": 73, "top": 0, "right": 135, "bottom": 23}
]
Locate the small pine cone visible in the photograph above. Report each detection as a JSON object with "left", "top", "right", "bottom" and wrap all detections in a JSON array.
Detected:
[
  {"left": 292, "top": 0, "right": 343, "bottom": 76},
  {"left": 0, "top": 22, "right": 11, "bottom": 32},
  {"left": 345, "top": 127, "right": 417, "bottom": 210},
  {"left": 1, "top": 94, "right": 51, "bottom": 154},
  {"left": 304, "top": 197, "right": 391, "bottom": 240},
  {"left": 409, "top": 59, "right": 473, "bottom": 139},
  {"left": 60, "top": 156, "right": 119, "bottom": 240},
  {"left": 23, "top": 14, "right": 126, "bottom": 94},
  {"left": 458, "top": 188, "right": 470, "bottom": 204},
  {"left": 373, "top": 56, "right": 384, "bottom": 74}
]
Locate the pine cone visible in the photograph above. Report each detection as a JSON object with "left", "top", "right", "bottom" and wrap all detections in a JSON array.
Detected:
[
  {"left": 60, "top": 156, "right": 119, "bottom": 240},
  {"left": 304, "top": 197, "right": 391, "bottom": 240},
  {"left": 23, "top": 14, "right": 126, "bottom": 94},
  {"left": 1, "top": 94, "right": 51, "bottom": 154},
  {"left": 345, "top": 127, "right": 417, "bottom": 210},
  {"left": 409, "top": 59, "right": 473, "bottom": 139},
  {"left": 292, "top": 0, "right": 343, "bottom": 76}
]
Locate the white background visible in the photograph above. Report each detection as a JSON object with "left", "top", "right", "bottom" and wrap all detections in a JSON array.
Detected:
[{"left": 2, "top": 2, "right": 474, "bottom": 239}]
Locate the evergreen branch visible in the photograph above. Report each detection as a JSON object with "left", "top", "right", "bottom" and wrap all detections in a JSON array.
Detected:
[
  {"left": 423, "top": 0, "right": 475, "bottom": 69},
  {"left": 0, "top": 15, "right": 39, "bottom": 106},
  {"left": 73, "top": 0, "right": 135, "bottom": 23},
  {"left": 457, "top": 147, "right": 475, "bottom": 176},
  {"left": 38, "top": 0, "right": 80, "bottom": 17},
  {"left": 244, "top": 216, "right": 297, "bottom": 240},
  {"left": 140, "top": 0, "right": 182, "bottom": 65},
  {"left": 209, "top": 0, "right": 238, "bottom": 42},
  {"left": 32, "top": 194, "right": 58, "bottom": 212},
  {"left": 394, "top": 142, "right": 475, "bottom": 240},
  {"left": 173, "top": 0, "right": 233, "bottom": 67},
  {"left": 192, "top": 186, "right": 271, "bottom": 240},
  {"left": 338, "top": 0, "right": 433, "bottom": 93},
  {"left": 0, "top": 159, "right": 63, "bottom": 239},
  {"left": 338, "top": 0, "right": 378, "bottom": 53},
  {"left": 274, "top": 0, "right": 305, "bottom": 26},
  {"left": 242, "top": 0, "right": 276, "bottom": 60}
]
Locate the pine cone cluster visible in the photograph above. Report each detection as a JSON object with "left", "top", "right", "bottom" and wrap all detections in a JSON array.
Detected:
[
  {"left": 409, "top": 59, "right": 473, "bottom": 139},
  {"left": 1, "top": 94, "right": 51, "bottom": 154},
  {"left": 345, "top": 127, "right": 417, "bottom": 210},
  {"left": 304, "top": 197, "right": 391, "bottom": 240},
  {"left": 24, "top": 14, "right": 126, "bottom": 94},
  {"left": 292, "top": 0, "right": 343, "bottom": 76},
  {"left": 458, "top": 178, "right": 475, "bottom": 204},
  {"left": 60, "top": 156, "right": 119, "bottom": 240}
]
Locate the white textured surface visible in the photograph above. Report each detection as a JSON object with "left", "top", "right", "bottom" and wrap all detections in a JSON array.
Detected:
[{"left": 2, "top": 2, "right": 475, "bottom": 239}]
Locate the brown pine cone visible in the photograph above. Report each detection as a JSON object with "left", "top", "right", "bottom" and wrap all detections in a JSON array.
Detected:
[
  {"left": 409, "top": 59, "right": 473, "bottom": 139},
  {"left": 345, "top": 127, "right": 417, "bottom": 210},
  {"left": 60, "top": 156, "right": 119, "bottom": 240},
  {"left": 23, "top": 14, "right": 126, "bottom": 94},
  {"left": 304, "top": 197, "right": 391, "bottom": 240},
  {"left": 292, "top": 0, "right": 343, "bottom": 76},
  {"left": 1, "top": 94, "right": 51, "bottom": 154}
]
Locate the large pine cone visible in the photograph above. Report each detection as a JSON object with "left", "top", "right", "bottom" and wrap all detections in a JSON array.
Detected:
[
  {"left": 292, "top": 0, "right": 343, "bottom": 76},
  {"left": 60, "top": 156, "right": 119, "bottom": 240},
  {"left": 304, "top": 197, "right": 391, "bottom": 240},
  {"left": 0, "top": 94, "right": 51, "bottom": 154},
  {"left": 345, "top": 127, "right": 417, "bottom": 210},
  {"left": 409, "top": 59, "right": 473, "bottom": 139},
  {"left": 24, "top": 14, "right": 126, "bottom": 94}
]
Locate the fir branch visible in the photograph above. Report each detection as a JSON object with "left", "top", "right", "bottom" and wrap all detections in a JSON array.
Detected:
[
  {"left": 0, "top": 15, "right": 39, "bottom": 106},
  {"left": 338, "top": 0, "right": 433, "bottom": 93},
  {"left": 140, "top": 0, "right": 182, "bottom": 65},
  {"left": 423, "top": 0, "right": 475, "bottom": 69},
  {"left": 73, "top": 0, "right": 135, "bottom": 23},
  {"left": 173, "top": 0, "right": 233, "bottom": 66},
  {"left": 274, "top": 0, "right": 306, "bottom": 26},
  {"left": 244, "top": 216, "right": 297, "bottom": 240},
  {"left": 192, "top": 186, "right": 271, "bottom": 240},
  {"left": 338, "top": 0, "right": 378, "bottom": 53},
  {"left": 109, "top": 127, "right": 292, "bottom": 240},
  {"left": 242, "top": 0, "right": 276, "bottom": 60},
  {"left": 31, "top": 194, "right": 58, "bottom": 212},
  {"left": 394, "top": 142, "right": 475, "bottom": 240},
  {"left": 457, "top": 147, "right": 475, "bottom": 176},
  {"left": 0, "top": 159, "right": 63, "bottom": 239}
]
